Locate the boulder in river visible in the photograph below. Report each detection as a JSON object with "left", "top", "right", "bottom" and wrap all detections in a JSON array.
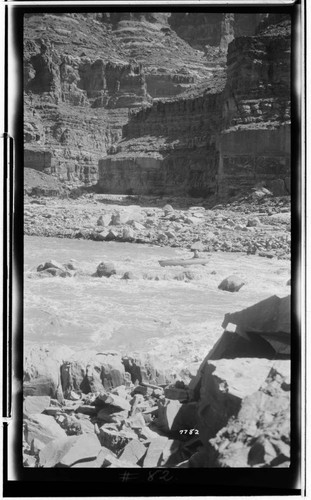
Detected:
[
  {"left": 122, "top": 271, "right": 136, "bottom": 280},
  {"left": 36, "top": 260, "right": 66, "bottom": 272},
  {"left": 218, "top": 275, "right": 245, "bottom": 292},
  {"left": 95, "top": 262, "right": 116, "bottom": 278}
]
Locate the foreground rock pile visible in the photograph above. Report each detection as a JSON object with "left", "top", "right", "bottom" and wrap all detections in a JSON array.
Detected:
[
  {"left": 23, "top": 293, "right": 291, "bottom": 468},
  {"left": 24, "top": 191, "right": 290, "bottom": 259}
]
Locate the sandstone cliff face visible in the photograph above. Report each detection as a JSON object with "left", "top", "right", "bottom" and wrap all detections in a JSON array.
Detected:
[
  {"left": 218, "top": 20, "right": 291, "bottom": 198},
  {"left": 98, "top": 89, "right": 223, "bottom": 197},
  {"left": 98, "top": 14, "right": 291, "bottom": 198},
  {"left": 24, "top": 12, "right": 215, "bottom": 184},
  {"left": 24, "top": 12, "right": 291, "bottom": 198}
]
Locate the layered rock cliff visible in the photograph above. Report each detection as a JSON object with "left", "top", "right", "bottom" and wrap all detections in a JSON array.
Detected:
[
  {"left": 98, "top": 14, "right": 291, "bottom": 198},
  {"left": 24, "top": 12, "right": 291, "bottom": 200}
]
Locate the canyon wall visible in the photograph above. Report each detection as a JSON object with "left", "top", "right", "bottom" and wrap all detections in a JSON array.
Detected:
[
  {"left": 98, "top": 14, "right": 291, "bottom": 198},
  {"left": 24, "top": 12, "right": 291, "bottom": 199}
]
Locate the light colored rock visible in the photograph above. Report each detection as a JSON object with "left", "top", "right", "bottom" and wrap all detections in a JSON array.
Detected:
[
  {"left": 143, "top": 436, "right": 168, "bottom": 467},
  {"left": 210, "top": 361, "right": 290, "bottom": 468},
  {"left": 122, "top": 353, "right": 175, "bottom": 386},
  {"left": 184, "top": 216, "right": 201, "bottom": 225},
  {"left": 122, "top": 227, "right": 135, "bottom": 240},
  {"left": 23, "top": 396, "right": 51, "bottom": 415},
  {"left": 131, "top": 221, "right": 145, "bottom": 231},
  {"left": 24, "top": 344, "right": 74, "bottom": 397},
  {"left": 120, "top": 439, "right": 147, "bottom": 464},
  {"left": 39, "top": 435, "right": 79, "bottom": 467},
  {"left": 127, "top": 412, "right": 146, "bottom": 429},
  {"left": 156, "top": 399, "right": 182, "bottom": 433},
  {"left": 25, "top": 413, "right": 66, "bottom": 446},
  {"left": 110, "top": 209, "right": 143, "bottom": 226},
  {"left": 97, "top": 214, "right": 111, "bottom": 227},
  {"left": 165, "top": 230, "right": 175, "bottom": 239},
  {"left": 163, "top": 204, "right": 174, "bottom": 215},
  {"left": 191, "top": 241, "right": 204, "bottom": 251},
  {"left": 218, "top": 275, "right": 245, "bottom": 292},
  {"left": 71, "top": 447, "right": 116, "bottom": 467},
  {"left": 60, "top": 433, "right": 101, "bottom": 467},
  {"left": 195, "top": 358, "right": 280, "bottom": 448}
]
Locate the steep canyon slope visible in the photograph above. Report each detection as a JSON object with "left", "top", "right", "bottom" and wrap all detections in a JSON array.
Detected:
[{"left": 24, "top": 12, "right": 291, "bottom": 200}]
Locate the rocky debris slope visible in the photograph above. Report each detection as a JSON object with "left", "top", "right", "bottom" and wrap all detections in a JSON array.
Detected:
[
  {"left": 23, "top": 293, "right": 291, "bottom": 468},
  {"left": 24, "top": 168, "right": 66, "bottom": 197},
  {"left": 24, "top": 192, "right": 291, "bottom": 260}
]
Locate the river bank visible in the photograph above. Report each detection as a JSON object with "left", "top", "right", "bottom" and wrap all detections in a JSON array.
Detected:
[{"left": 24, "top": 190, "right": 291, "bottom": 259}]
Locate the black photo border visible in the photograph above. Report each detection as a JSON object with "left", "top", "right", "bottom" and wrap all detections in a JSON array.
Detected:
[{"left": 2, "top": 1, "right": 304, "bottom": 497}]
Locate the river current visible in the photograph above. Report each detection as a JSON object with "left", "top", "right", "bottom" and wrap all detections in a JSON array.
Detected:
[{"left": 24, "top": 236, "right": 290, "bottom": 353}]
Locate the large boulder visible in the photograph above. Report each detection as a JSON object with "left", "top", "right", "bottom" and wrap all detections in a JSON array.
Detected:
[
  {"left": 86, "top": 353, "right": 126, "bottom": 392},
  {"left": 110, "top": 208, "right": 143, "bottom": 226},
  {"left": 24, "top": 344, "right": 74, "bottom": 398},
  {"left": 218, "top": 275, "right": 245, "bottom": 292},
  {"left": 209, "top": 360, "right": 290, "bottom": 468},
  {"left": 61, "top": 351, "right": 126, "bottom": 395},
  {"left": 39, "top": 434, "right": 102, "bottom": 468},
  {"left": 222, "top": 295, "right": 290, "bottom": 356},
  {"left": 122, "top": 353, "right": 176, "bottom": 386},
  {"left": 97, "top": 214, "right": 112, "bottom": 227},
  {"left": 36, "top": 260, "right": 65, "bottom": 272},
  {"left": 95, "top": 262, "right": 116, "bottom": 278},
  {"left": 24, "top": 413, "right": 66, "bottom": 446},
  {"left": 190, "top": 357, "right": 284, "bottom": 448},
  {"left": 23, "top": 396, "right": 51, "bottom": 416}
]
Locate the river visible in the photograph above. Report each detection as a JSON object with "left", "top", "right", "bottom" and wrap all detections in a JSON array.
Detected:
[{"left": 24, "top": 236, "right": 290, "bottom": 358}]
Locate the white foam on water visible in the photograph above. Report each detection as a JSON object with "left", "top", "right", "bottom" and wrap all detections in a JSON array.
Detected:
[{"left": 24, "top": 236, "right": 290, "bottom": 350}]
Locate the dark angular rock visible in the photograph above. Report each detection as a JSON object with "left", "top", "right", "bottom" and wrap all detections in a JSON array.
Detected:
[{"left": 222, "top": 295, "right": 290, "bottom": 356}]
